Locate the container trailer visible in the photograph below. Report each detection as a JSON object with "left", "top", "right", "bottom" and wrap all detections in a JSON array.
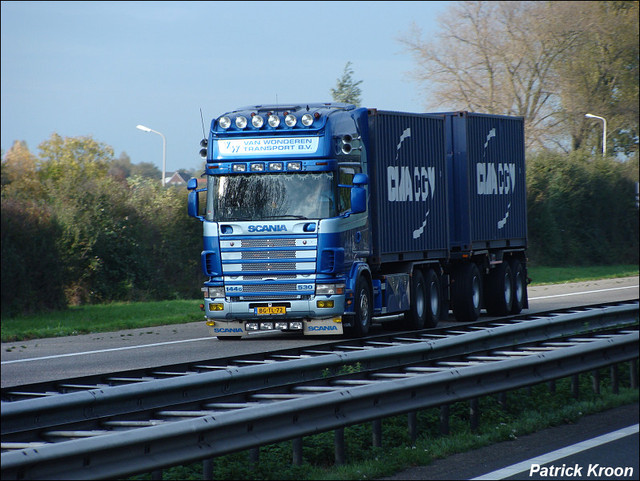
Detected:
[{"left": 188, "top": 104, "right": 528, "bottom": 339}]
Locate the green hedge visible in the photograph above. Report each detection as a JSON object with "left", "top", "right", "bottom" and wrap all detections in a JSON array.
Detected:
[{"left": 527, "top": 151, "right": 639, "bottom": 266}]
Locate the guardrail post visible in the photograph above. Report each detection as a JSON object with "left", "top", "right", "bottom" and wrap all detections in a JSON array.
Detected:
[
  {"left": 630, "top": 359, "right": 638, "bottom": 389},
  {"left": 498, "top": 392, "right": 507, "bottom": 409},
  {"left": 335, "top": 428, "right": 345, "bottom": 465},
  {"left": 372, "top": 419, "right": 382, "bottom": 448},
  {"left": 469, "top": 398, "right": 479, "bottom": 432},
  {"left": 203, "top": 459, "right": 214, "bottom": 480},
  {"left": 611, "top": 364, "right": 619, "bottom": 394},
  {"left": 572, "top": 374, "right": 580, "bottom": 398},
  {"left": 292, "top": 437, "right": 303, "bottom": 466},
  {"left": 440, "top": 404, "right": 450, "bottom": 435},
  {"left": 548, "top": 379, "right": 556, "bottom": 393},
  {"left": 592, "top": 369, "right": 601, "bottom": 394},
  {"left": 408, "top": 411, "right": 417, "bottom": 444},
  {"left": 152, "top": 469, "right": 163, "bottom": 480},
  {"left": 249, "top": 447, "right": 259, "bottom": 466}
]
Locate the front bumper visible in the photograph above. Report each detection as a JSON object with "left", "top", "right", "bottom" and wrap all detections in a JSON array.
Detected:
[{"left": 203, "top": 295, "right": 345, "bottom": 337}]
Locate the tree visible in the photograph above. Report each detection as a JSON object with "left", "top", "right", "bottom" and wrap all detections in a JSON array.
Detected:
[
  {"left": 400, "top": 1, "right": 639, "bottom": 155},
  {"left": 550, "top": 1, "right": 639, "bottom": 156},
  {"left": 108, "top": 152, "right": 133, "bottom": 181},
  {"left": 1, "top": 140, "right": 43, "bottom": 199},
  {"left": 130, "top": 161, "right": 162, "bottom": 180},
  {"left": 330, "top": 61, "right": 363, "bottom": 107}
]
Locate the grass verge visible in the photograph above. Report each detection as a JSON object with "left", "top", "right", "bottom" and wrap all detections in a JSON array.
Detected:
[{"left": 1, "top": 264, "right": 637, "bottom": 342}]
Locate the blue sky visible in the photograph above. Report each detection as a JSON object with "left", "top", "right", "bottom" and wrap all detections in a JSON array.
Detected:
[{"left": 1, "top": 1, "right": 453, "bottom": 172}]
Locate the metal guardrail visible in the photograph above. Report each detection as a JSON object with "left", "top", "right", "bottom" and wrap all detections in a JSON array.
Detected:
[
  {"left": 2, "top": 331, "right": 637, "bottom": 480},
  {"left": 2, "top": 302, "right": 637, "bottom": 436}
]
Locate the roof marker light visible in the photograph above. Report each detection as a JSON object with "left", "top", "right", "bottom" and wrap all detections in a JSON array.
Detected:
[
  {"left": 268, "top": 115, "right": 280, "bottom": 128},
  {"left": 252, "top": 115, "right": 264, "bottom": 128},
  {"left": 285, "top": 114, "right": 297, "bottom": 127}
]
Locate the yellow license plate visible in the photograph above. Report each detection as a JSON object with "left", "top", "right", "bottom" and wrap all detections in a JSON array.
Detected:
[{"left": 255, "top": 306, "right": 286, "bottom": 315}]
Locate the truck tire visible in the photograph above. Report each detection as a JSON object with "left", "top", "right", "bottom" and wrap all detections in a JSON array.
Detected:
[
  {"left": 484, "top": 261, "right": 513, "bottom": 316},
  {"left": 404, "top": 270, "right": 427, "bottom": 329},
  {"left": 348, "top": 276, "right": 372, "bottom": 337},
  {"left": 452, "top": 263, "right": 483, "bottom": 321},
  {"left": 424, "top": 268, "right": 441, "bottom": 327},
  {"left": 509, "top": 258, "right": 526, "bottom": 314}
]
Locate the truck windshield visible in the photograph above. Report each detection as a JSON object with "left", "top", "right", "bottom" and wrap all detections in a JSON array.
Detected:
[{"left": 206, "top": 172, "right": 336, "bottom": 222}]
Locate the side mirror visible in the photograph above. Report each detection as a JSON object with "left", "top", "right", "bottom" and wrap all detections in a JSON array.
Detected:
[
  {"left": 350, "top": 173, "right": 368, "bottom": 214},
  {"left": 187, "top": 178, "right": 203, "bottom": 220}
]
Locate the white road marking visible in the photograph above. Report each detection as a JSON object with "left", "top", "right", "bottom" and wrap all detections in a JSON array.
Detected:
[
  {"left": 1, "top": 337, "right": 214, "bottom": 365},
  {"left": 529, "top": 285, "right": 638, "bottom": 300},
  {"left": 472, "top": 424, "right": 639, "bottom": 480}
]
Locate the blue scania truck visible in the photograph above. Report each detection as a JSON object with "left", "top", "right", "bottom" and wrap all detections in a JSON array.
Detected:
[{"left": 188, "top": 103, "right": 528, "bottom": 339}]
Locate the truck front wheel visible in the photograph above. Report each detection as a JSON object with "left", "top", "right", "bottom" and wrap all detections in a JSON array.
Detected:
[{"left": 347, "top": 276, "right": 372, "bottom": 337}]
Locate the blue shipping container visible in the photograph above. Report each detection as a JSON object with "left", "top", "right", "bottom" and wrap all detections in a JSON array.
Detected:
[
  {"left": 366, "top": 110, "right": 450, "bottom": 263},
  {"left": 444, "top": 111, "right": 527, "bottom": 251}
]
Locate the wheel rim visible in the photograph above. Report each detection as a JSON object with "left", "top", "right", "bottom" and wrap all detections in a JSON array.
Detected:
[
  {"left": 359, "top": 288, "right": 370, "bottom": 327},
  {"left": 429, "top": 280, "right": 439, "bottom": 316},
  {"left": 472, "top": 275, "right": 481, "bottom": 308},
  {"left": 514, "top": 272, "right": 524, "bottom": 304},
  {"left": 416, "top": 280, "right": 426, "bottom": 318},
  {"left": 504, "top": 272, "right": 512, "bottom": 305}
]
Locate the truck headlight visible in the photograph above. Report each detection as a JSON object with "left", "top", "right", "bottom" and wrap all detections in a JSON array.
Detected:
[
  {"left": 316, "top": 283, "right": 345, "bottom": 295},
  {"left": 203, "top": 286, "right": 225, "bottom": 298},
  {"left": 219, "top": 116, "right": 231, "bottom": 129},
  {"left": 235, "top": 116, "right": 248, "bottom": 129},
  {"left": 301, "top": 113, "right": 314, "bottom": 126}
]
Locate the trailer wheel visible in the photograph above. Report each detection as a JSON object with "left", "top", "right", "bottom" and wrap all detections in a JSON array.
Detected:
[
  {"left": 404, "top": 270, "right": 427, "bottom": 329},
  {"left": 509, "top": 259, "right": 526, "bottom": 314},
  {"left": 485, "top": 261, "right": 513, "bottom": 316},
  {"left": 452, "top": 263, "right": 483, "bottom": 321},
  {"left": 348, "top": 276, "right": 372, "bottom": 337},
  {"left": 424, "top": 268, "right": 441, "bottom": 327}
]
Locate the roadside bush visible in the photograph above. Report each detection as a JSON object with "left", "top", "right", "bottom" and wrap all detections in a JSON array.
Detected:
[
  {"left": 1, "top": 199, "right": 67, "bottom": 316},
  {"left": 527, "top": 151, "right": 639, "bottom": 265}
]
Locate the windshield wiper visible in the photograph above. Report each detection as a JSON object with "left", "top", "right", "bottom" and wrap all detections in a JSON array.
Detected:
[{"left": 261, "top": 215, "right": 309, "bottom": 220}]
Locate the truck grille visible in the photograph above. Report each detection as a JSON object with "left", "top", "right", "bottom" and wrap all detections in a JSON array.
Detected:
[{"left": 220, "top": 234, "right": 317, "bottom": 299}]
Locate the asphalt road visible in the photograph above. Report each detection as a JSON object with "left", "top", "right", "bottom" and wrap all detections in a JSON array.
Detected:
[
  {"left": 1, "top": 276, "right": 638, "bottom": 388},
  {"left": 381, "top": 403, "right": 639, "bottom": 480}
]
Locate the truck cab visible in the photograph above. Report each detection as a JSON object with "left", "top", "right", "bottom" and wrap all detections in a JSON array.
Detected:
[{"left": 189, "top": 103, "right": 371, "bottom": 338}]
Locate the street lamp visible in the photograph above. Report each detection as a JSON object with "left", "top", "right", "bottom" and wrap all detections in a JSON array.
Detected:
[
  {"left": 136, "top": 124, "right": 167, "bottom": 186},
  {"left": 585, "top": 113, "right": 607, "bottom": 157}
]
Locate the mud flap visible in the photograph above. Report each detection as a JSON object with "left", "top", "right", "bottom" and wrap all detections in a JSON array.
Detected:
[{"left": 304, "top": 317, "right": 344, "bottom": 335}]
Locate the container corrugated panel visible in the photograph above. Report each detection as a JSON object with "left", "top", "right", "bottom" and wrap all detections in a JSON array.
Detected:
[
  {"left": 445, "top": 112, "right": 527, "bottom": 249},
  {"left": 367, "top": 111, "right": 449, "bottom": 261}
]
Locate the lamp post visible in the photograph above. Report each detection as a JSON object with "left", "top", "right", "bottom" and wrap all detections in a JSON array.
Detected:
[
  {"left": 136, "top": 124, "right": 167, "bottom": 186},
  {"left": 585, "top": 113, "right": 607, "bottom": 157}
]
